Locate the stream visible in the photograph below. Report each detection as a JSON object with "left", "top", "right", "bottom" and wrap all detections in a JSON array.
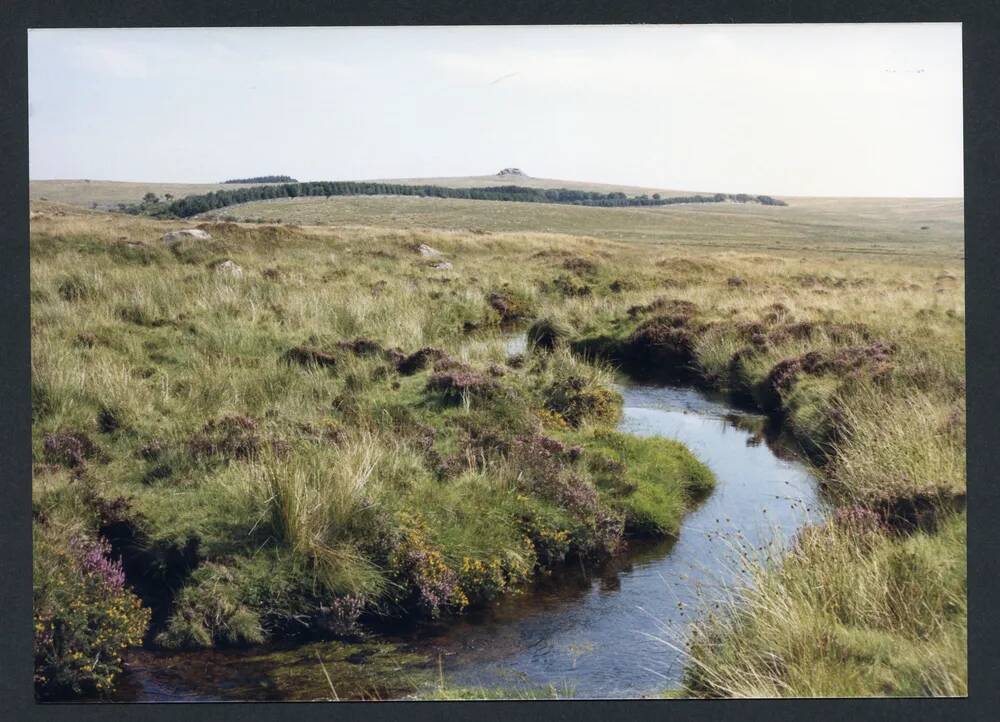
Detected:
[{"left": 112, "top": 339, "right": 825, "bottom": 702}]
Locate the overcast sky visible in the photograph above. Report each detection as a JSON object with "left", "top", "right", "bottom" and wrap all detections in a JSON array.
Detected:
[{"left": 28, "top": 24, "right": 963, "bottom": 197}]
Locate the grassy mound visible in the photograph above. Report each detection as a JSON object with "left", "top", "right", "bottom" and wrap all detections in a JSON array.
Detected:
[{"left": 572, "top": 430, "right": 714, "bottom": 536}]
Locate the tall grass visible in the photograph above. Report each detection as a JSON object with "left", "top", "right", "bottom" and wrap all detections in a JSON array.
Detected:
[
  {"left": 678, "top": 512, "right": 966, "bottom": 697},
  {"left": 235, "top": 439, "right": 387, "bottom": 597},
  {"left": 828, "top": 382, "right": 965, "bottom": 502},
  {"left": 31, "top": 203, "right": 965, "bottom": 698}
]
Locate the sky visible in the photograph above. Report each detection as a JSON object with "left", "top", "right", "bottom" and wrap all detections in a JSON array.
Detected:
[{"left": 28, "top": 24, "right": 963, "bottom": 197}]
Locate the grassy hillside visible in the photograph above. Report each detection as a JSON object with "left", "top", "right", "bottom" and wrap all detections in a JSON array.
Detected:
[
  {"left": 201, "top": 194, "right": 964, "bottom": 258},
  {"left": 30, "top": 197, "right": 965, "bottom": 699},
  {"left": 29, "top": 180, "right": 289, "bottom": 210},
  {"left": 367, "top": 174, "right": 706, "bottom": 197},
  {"left": 29, "top": 176, "right": 709, "bottom": 211}
]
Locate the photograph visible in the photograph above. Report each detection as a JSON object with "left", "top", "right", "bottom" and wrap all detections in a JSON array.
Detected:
[{"left": 27, "top": 23, "right": 966, "bottom": 702}]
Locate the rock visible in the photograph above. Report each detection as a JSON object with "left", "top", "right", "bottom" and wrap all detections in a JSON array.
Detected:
[
  {"left": 213, "top": 259, "right": 243, "bottom": 278},
  {"left": 416, "top": 243, "right": 442, "bottom": 257},
  {"left": 432, "top": 262, "right": 453, "bottom": 271},
  {"left": 496, "top": 167, "right": 527, "bottom": 177},
  {"left": 162, "top": 229, "right": 212, "bottom": 242}
]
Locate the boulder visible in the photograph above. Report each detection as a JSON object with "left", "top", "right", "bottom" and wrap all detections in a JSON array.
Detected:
[
  {"left": 432, "top": 262, "right": 453, "bottom": 271},
  {"left": 213, "top": 259, "right": 243, "bottom": 278},
  {"left": 162, "top": 229, "right": 212, "bottom": 242},
  {"left": 416, "top": 243, "right": 442, "bottom": 257}
]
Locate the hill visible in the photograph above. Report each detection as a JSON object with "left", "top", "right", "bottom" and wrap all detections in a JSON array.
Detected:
[
  {"left": 200, "top": 194, "right": 963, "bottom": 258},
  {"left": 30, "top": 176, "right": 719, "bottom": 211}
]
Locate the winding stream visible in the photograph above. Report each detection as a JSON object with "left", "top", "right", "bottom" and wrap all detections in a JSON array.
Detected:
[{"left": 113, "top": 342, "right": 825, "bottom": 701}]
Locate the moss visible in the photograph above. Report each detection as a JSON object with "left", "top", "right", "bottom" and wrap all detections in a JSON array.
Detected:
[{"left": 574, "top": 430, "right": 715, "bottom": 537}]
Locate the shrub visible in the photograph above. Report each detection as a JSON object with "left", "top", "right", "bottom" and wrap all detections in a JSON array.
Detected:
[
  {"left": 154, "top": 563, "right": 265, "bottom": 649},
  {"left": 388, "top": 515, "right": 467, "bottom": 618},
  {"left": 42, "top": 431, "right": 100, "bottom": 471},
  {"left": 57, "top": 274, "right": 95, "bottom": 302},
  {"left": 527, "top": 316, "right": 572, "bottom": 351},
  {"left": 426, "top": 369, "right": 499, "bottom": 404},
  {"left": 34, "top": 527, "right": 150, "bottom": 699},
  {"left": 458, "top": 546, "right": 534, "bottom": 605},
  {"left": 487, "top": 287, "right": 535, "bottom": 323},
  {"left": 542, "top": 374, "right": 622, "bottom": 428},
  {"left": 188, "top": 415, "right": 261, "bottom": 461}
]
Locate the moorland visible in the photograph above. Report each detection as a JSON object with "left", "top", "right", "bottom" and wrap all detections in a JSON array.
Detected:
[{"left": 30, "top": 179, "right": 965, "bottom": 699}]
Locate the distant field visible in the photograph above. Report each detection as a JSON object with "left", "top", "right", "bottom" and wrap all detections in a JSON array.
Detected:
[
  {"left": 366, "top": 175, "right": 706, "bottom": 197},
  {"left": 29, "top": 180, "right": 275, "bottom": 210},
  {"left": 29, "top": 176, "right": 712, "bottom": 211},
  {"left": 204, "top": 194, "right": 964, "bottom": 258},
  {"left": 30, "top": 178, "right": 964, "bottom": 258}
]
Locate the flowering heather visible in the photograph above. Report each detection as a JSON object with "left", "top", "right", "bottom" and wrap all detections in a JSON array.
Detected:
[
  {"left": 70, "top": 534, "right": 126, "bottom": 590},
  {"left": 34, "top": 528, "right": 150, "bottom": 699}
]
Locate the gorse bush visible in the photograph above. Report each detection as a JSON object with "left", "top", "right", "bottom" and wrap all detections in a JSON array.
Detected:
[{"left": 33, "top": 525, "right": 150, "bottom": 699}]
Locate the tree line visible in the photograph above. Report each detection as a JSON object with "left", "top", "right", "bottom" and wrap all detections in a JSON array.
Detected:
[
  {"left": 125, "top": 182, "right": 786, "bottom": 218},
  {"left": 222, "top": 175, "right": 298, "bottom": 184}
]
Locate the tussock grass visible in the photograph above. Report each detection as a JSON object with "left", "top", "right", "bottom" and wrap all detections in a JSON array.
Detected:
[
  {"left": 679, "top": 512, "right": 966, "bottom": 697},
  {"left": 235, "top": 440, "right": 387, "bottom": 597},
  {"left": 30, "top": 201, "right": 964, "bottom": 698},
  {"left": 828, "top": 382, "right": 966, "bottom": 502}
]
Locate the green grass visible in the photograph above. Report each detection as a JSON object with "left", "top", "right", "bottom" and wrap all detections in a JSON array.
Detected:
[
  {"left": 195, "top": 194, "right": 963, "bottom": 257},
  {"left": 29, "top": 175, "right": 710, "bottom": 212},
  {"left": 30, "top": 195, "right": 965, "bottom": 699},
  {"left": 680, "top": 511, "right": 967, "bottom": 697},
  {"left": 30, "top": 206, "right": 717, "bottom": 669},
  {"left": 572, "top": 429, "right": 714, "bottom": 536}
]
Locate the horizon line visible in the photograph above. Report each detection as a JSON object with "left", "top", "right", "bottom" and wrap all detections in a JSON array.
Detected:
[{"left": 28, "top": 176, "right": 965, "bottom": 201}]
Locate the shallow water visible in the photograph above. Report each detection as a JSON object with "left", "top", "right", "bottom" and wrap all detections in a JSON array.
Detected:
[
  {"left": 114, "top": 369, "right": 825, "bottom": 701},
  {"left": 395, "top": 381, "right": 825, "bottom": 697}
]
